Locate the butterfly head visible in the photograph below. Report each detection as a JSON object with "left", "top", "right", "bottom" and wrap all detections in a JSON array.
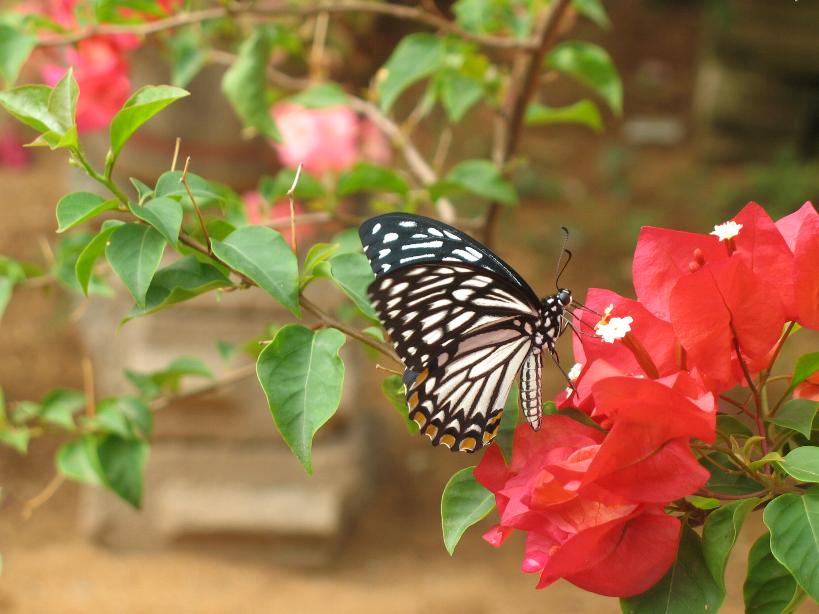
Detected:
[{"left": 556, "top": 288, "right": 572, "bottom": 307}]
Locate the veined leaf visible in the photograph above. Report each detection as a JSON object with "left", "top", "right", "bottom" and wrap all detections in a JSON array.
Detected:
[
  {"left": 701, "top": 498, "right": 759, "bottom": 589},
  {"left": 547, "top": 41, "right": 622, "bottom": 115},
  {"left": 769, "top": 399, "right": 817, "bottom": 438},
  {"left": 779, "top": 446, "right": 819, "bottom": 483},
  {"left": 97, "top": 435, "right": 148, "bottom": 508},
  {"left": 74, "top": 220, "right": 124, "bottom": 295},
  {"left": 105, "top": 223, "right": 166, "bottom": 306},
  {"left": 378, "top": 33, "right": 446, "bottom": 112},
  {"left": 0, "top": 24, "right": 37, "bottom": 86},
  {"left": 744, "top": 532, "right": 806, "bottom": 614},
  {"left": 441, "top": 466, "right": 494, "bottom": 555},
  {"left": 56, "top": 192, "right": 117, "bottom": 232},
  {"left": 256, "top": 325, "right": 346, "bottom": 473},
  {"left": 129, "top": 197, "right": 183, "bottom": 245}
]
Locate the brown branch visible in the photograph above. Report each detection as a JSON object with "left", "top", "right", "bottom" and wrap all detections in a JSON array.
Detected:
[
  {"left": 22, "top": 473, "right": 65, "bottom": 519},
  {"left": 37, "top": 1, "right": 537, "bottom": 51},
  {"left": 180, "top": 156, "right": 212, "bottom": 254},
  {"left": 150, "top": 363, "right": 257, "bottom": 411},
  {"left": 482, "top": 0, "right": 572, "bottom": 247}
]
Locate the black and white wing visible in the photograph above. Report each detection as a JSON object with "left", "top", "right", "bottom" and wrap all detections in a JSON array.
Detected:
[
  {"left": 359, "top": 212, "right": 540, "bottom": 306},
  {"left": 367, "top": 262, "right": 540, "bottom": 452}
]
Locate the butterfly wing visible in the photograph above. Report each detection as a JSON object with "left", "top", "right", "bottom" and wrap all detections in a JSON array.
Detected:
[
  {"left": 367, "top": 262, "right": 539, "bottom": 370},
  {"left": 359, "top": 212, "right": 540, "bottom": 306},
  {"left": 404, "top": 320, "right": 534, "bottom": 452},
  {"left": 367, "top": 262, "right": 541, "bottom": 452}
]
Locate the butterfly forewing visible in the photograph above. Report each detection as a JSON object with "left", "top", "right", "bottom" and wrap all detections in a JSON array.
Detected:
[{"left": 360, "top": 212, "right": 540, "bottom": 305}]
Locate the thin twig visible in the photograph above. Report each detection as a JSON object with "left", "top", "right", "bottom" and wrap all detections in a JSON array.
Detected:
[
  {"left": 287, "top": 164, "right": 303, "bottom": 253},
  {"left": 375, "top": 363, "right": 403, "bottom": 376},
  {"left": 180, "top": 157, "right": 212, "bottom": 254},
  {"left": 482, "top": 0, "right": 572, "bottom": 247},
  {"left": 309, "top": 11, "right": 330, "bottom": 80},
  {"left": 36, "top": 1, "right": 537, "bottom": 51},
  {"left": 171, "top": 137, "right": 181, "bottom": 172},
  {"left": 696, "top": 487, "right": 769, "bottom": 501},
  {"left": 22, "top": 473, "right": 65, "bottom": 519},
  {"left": 150, "top": 363, "right": 257, "bottom": 411},
  {"left": 301, "top": 295, "right": 399, "bottom": 363}
]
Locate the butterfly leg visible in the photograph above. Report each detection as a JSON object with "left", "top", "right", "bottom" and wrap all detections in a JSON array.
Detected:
[{"left": 547, "top": 346, "right": 577, "bottom": 394}]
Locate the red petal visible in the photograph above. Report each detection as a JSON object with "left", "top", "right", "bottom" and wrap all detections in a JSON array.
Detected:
[
  {"left": 732, "top": 202, "right": 796, "bottom": 320},
  {"left": 776, "top": 202, "right": 818, "bottom": 252},
  {"left": 578, "top": 288, "right": 679, "bottom": 376},
  {"left": 594, "top": 438, "right": 711, "bottom": 503},
  {"left": 795, "top": 213, "right": 819, "bottom": 329},
  {"left": 632, "top": 227, "right": 724, "bottom": 321},
  {"left": 586, "top": 377, "right": 715, "bottom": 484},
  {"left": 565, "top": 510, "right": 681, "bottom": 597},
  {"left": 482, "top": 524, "right": 513, "bottom": 548},
  {"left": 474, "top": 444, "right": 509, "bottom": 493}
]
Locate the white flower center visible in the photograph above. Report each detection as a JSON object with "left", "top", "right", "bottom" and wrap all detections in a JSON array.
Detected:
[
  {"left": 595, "top": 316, "right": 634, "bottom": 343},
  {"left": 710, "top": 220, "right": 743, "bottom": 241}
]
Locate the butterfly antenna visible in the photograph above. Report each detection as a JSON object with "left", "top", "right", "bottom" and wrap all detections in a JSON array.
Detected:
[
  {"left": 554, "top": 227, "right": 572, "bottom": 290},
  {"left": 570, "top": 301, "right": 601, "bottom": 317}
]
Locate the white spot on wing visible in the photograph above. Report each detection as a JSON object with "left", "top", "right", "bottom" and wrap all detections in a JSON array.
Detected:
[
  {"left": 378, "top": 248, "right": 391, "bottom": 258},
  {"left": 371, "top": 223, "right": 381, "bottom": 234},
  {"left": 399, "top": 254, "right": 435, "bottom": 264},
  {"left": 381, "top": 263, "right": 391, "bottom": 272},
  {"left": 383, "top": 233, "right": 398, "bottom": 243},
  {"left": 453, "top": 248, "right": 480, "bottom": 262},
  {"left": 428, "top": 228, "right": 443, "bottom": 237},
  {"left": 401, "top": 241, "right": 443, "bottom": 250},
  {"left": 399, "top": 221, "right": 417, "bottom": 228},
  {"left": 443, "top": 230, "right": 461, "bottom": 241},
  {"left": 453, "top": 288, "right": 473, "bottom": 301}
]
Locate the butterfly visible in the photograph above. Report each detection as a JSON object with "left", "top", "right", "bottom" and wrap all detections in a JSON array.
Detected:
[{"left": 359, "top": 212, "right": 575, "bottom": 453}]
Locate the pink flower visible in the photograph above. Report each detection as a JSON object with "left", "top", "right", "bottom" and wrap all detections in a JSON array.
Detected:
[
  {"left": 0, "top": 127, "right": 30, "bottom": 168},
  {"left": 270, "top": 103, "right": 392, "bottom": 175},
  {"left": 42, "top": 39, "right": 131, "bottom": 132}
]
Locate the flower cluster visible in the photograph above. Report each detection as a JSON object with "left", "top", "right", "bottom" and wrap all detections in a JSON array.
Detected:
[
  {"left": 476, "top": 202, "right": 819, "bottom": 597},
  {"left": 35, "top": 0, "right": 177, "bottom": 131}
]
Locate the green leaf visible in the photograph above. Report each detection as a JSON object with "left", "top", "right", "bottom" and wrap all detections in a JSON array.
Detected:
[
  {"left": 337, "top": 163, "right": 409, "bottom": 196},
  {"left": 701, "top": 452, "right": 765, "bottom": 495},
  {"left": 105, "top": 223, "right": 167, "bottom": 306},
  {"left": 441, "top": 466, "right": 494, "bottom": 555},
  {"left": 130, "top": 177, "right": 153, "bottom": 205},
  {"left": 0, "top": 24, "right": 37, "bottom": 86},
  {"left": 687, "top": 496, "right": 721, "bottom": 511},
  {"left": 378, "top": 33, "right": 446, "bottom": 112},
  {"left": 621, "top": 525, "right": 725, "bottom": 614},
  {"left": 54, "top": 231, "right": 112, "bottom": 296},
  {"left": 154, "top": 170, "right": 220, "bottom": 203},
  {"left": 0, "top": 426, "right": 29, "bottom": 453},
  {"left": 129, "top": 197, "right": 183, "bottom": 245},
  {"left": 0, "top": 277, "right": 13, "bottom": 323},
  {"left": 496, "top": 384, "right": 519, "bottom": 462},
  {"left": 763, "top": 488, "right": 819, "bottom": 601},
  {"left": 433, "top": 159, "right": 517, "bottom": 205},
  {"left": 547, "top": 41, "right": 622, "bottom": 115},
  {"left": 256, "top": 325, "right": 346, "bottom": 473},
  {"left": 221, "top": 26, "right": 280, "bottom": 140},
  {"left": 56, "top": 436, "right": 104, "bottom": 486},
  {"left": 39, "top": 389, "right": 85, "bottom": 430},
  {"left": 319, "top": 252, "right": 378, "bottom": 321},
  {"left": 74, "top": 220, "right": 123, "bottom": 295},
  {"left": 302, "top": 242, "right": 340, "bottom": 282},
  {"left": 47, "top": 67, "right": 78, "bottom": 145},
  {"left": 168, "top": 27, "right": 205, "bottom": 88},
  {"left": 258, "top": 168, "right": 325, "bottom": 203},
  {"left": 525, "top": 99, "right": 603, "bottom": 132},
  {"left": 125, "top": 256, "right": 232, "bottom": 320},
  {"left": 572, "top": 0, "right": 611, "bottom": 28},
  {"left": 97, "top": 435, "right": 148, "bottom": 508},
  {"left": 125, "top": 356, "right": 212, "bottom": 400},
  {"left": 780, "top": 446, "right": 819, "bottom": 483},
  {"left": 211, "top": 226, "right": 299, "bottom": 316},
  {"left": 0, "top": 84, "right": 62, "bottom": 134},
  {"left": 89, "top": 397, "right": 152, "bottom": 439},
  {"left": 791, "top": 352, "right": 819, "bottom": 390},
  {"left": 56, "top": 192, "right": 117, "bottom": 232},
  {"left": 382, "top": 374, "right": 418, "bottom": 434},
  {"left": 716, "top": 414, "right": 753, "bottom": 437},
  {"left": 108, "top": 85, "right": 189, "bottom": 170},
  {"left": 288, "top": 82, "right": 348, "bottom": 108},
  {"left": 749, "top": 452, "right": 785, "bottom": 471},
  {"left": 439, "top": 70, "right": 484, "bottom": 123},
  {"left": 702, "top": 498, "right": 759, "bottom": 590},
  {"left": 744, "top": 532, "right": 806, "bottom": 614},
  {"left": 770, "top": 400, "right": 817, "bottom": 438}
]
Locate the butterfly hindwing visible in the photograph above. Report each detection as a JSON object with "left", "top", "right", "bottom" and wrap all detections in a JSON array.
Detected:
[{"left": 405, "top": 320, "right": 534, "bottom": 452}]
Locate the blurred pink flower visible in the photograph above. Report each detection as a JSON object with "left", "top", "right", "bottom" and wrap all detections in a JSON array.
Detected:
[
  {"left": 0, "top": 128, "right": 30, "bottom": 169},
  {"left": 270, "top": 103, "right": 392, "bottom": 175},
  {"left": 242, "top": 191, "right": 315, "bottom": 249},
  {"left": 42, "top": 39, "right": 131, "bottom": 132}
]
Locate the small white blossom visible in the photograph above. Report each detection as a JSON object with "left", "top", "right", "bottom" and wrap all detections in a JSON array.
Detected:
[
  {"left": 710, "top": 220, "right": 743, "bottom": 241},
  {"left": 595, "top": 316, "right": 634, "bottom": 343}
]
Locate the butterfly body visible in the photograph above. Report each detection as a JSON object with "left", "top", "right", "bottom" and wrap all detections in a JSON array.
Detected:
[{"left": 360, "top": 213, "right": 572, "bottom": 452}]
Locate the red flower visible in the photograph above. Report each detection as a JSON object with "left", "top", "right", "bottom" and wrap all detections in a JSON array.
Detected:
[{"left": 475, "top": 416, "right": 691, "bottom": 597}]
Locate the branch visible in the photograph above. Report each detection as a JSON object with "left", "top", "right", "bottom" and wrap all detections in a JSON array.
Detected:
[
  {"left": 150, "top": 363, "right": 257, "bottom": 411},
  {"left": 482, "top": 0, "right": 572, "bottom": 247},
  {"left": 37, "top": 1, "right": 537, "bottom": 52},
  {"left": 208, "top": 51, "right": 456, "bottom": 222}
]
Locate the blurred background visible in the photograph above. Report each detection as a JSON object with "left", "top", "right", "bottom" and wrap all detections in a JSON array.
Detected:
[{"left": 1, "top": 0, "right": 818, "bottom": 612}]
